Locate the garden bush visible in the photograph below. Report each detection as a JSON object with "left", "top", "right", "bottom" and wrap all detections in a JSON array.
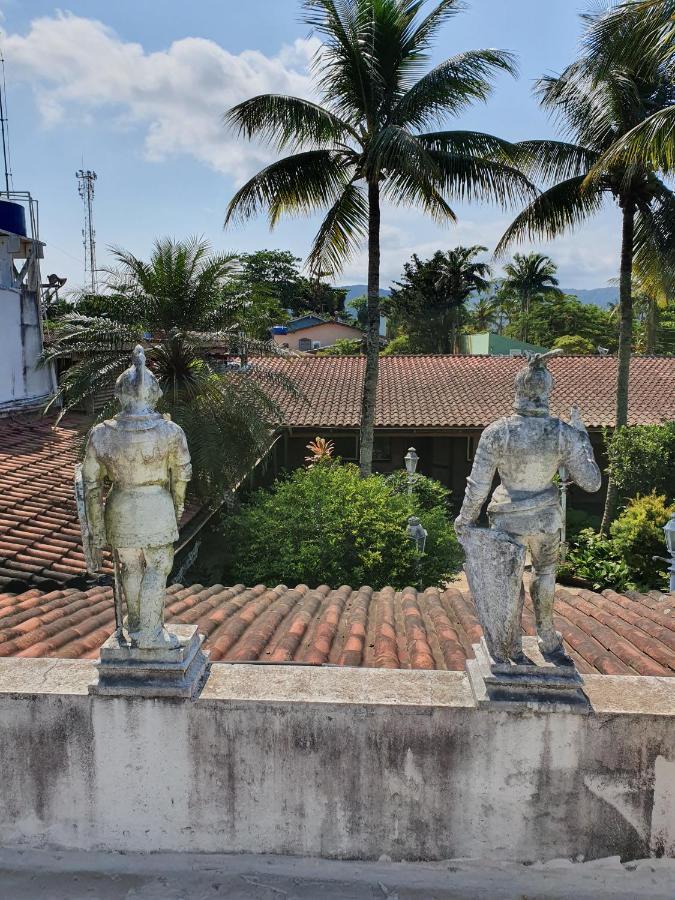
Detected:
[
  {"left": 610, "top": 493, "right": 673, "bottom": 588},
  {"left": 222, "top": 462, "right": 462, "bottom": 589},
  {"left": 604, "top": 423, "right": 675, "bottom": 505},
  {"left": 558, "top": 528, "right": 635, "bottom": 592}
]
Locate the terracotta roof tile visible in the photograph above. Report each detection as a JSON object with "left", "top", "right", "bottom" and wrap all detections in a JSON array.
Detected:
[
  {"left": 260, "top": 354, "right": 675, "bottom": 429},
  {"left": 0, "top": 581, "right": 671, "bottom": 676}
]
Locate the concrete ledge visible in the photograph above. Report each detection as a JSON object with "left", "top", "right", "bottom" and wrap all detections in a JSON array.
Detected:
[{"left": 0, "top": 658, "right": 672, "bottom": 861}]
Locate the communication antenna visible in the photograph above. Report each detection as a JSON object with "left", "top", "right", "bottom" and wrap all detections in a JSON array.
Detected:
[
  {"left": 0, "top": 47, "right": 14, "bottom": 196},
  {"left": 76, "top": 168, "right": 98, "bottom": 294}
]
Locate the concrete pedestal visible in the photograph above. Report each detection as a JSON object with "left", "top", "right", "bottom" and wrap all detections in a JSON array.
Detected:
[
  {"left": 89, "top": 624, "right": 209, "bottom": 700},
  {"left": 466, "top": 636, "right": 589, "bottom": 713}
]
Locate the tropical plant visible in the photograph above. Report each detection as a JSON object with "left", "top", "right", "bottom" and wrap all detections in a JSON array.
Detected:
[
  {"left": 496, "top": 4, "right": 675, "bottom": 529},
  {"left": 305, "top": 435, "right": 335, "bottom": 465},
  {"left": 43, "top": 237, "right": 292, "bottom": 502},
  {"left": 513, "top": 293, "right": 617, "bottom": 352},
  {"left": 603, "top": 422, "right": 675, "bottom": 505},
  {"left": 222, "top": 463, "right": 462, "bottom": 589},
  {"left": 224, "top": 0, "right": 532, "bottom": 475},
  {"left": 467, "top": 294, "right": 500, "bottom": 332},
  {"left": 317, "top": 337, "right": 364, "bottom": 355},
  {"left": 386, "top": 247, "right": 490, "bottom": 353},
  {"left": 610, "top": 492, "right": 674, "bottom": 588},
  {"left": 499, "top": 252, "right": 562, "bottom": 342},
  {"left": 552, "top": 334, "right": 596, "bottom": 354},
  {"left": 380, "top": 332, "right": 412, "bottom": 355},
  {"left": 557, "top": 527, "right": 635, "bottom": 591}
]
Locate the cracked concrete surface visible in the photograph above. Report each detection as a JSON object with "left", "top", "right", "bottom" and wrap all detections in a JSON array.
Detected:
[{"left": 0, "top": 849, "right": 674, "bottom": 899}]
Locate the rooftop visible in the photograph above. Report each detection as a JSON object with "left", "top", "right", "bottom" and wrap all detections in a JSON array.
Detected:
[
  {"left": 286, "top": 315, "right": 360, "bottom": 333},
  {"left": 0, "top": 581, "right": 672, "bottom": 676},
  {"left": 261, "top": 354, "right": 675, "bottom": 429}
]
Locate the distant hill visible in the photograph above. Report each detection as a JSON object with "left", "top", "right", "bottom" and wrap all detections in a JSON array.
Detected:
[
  {"left": 341, "top": 284, "right": 392, "bottom": 302},
  {"left": 560, "top": 286, "right": 618, "bottom": 308}
]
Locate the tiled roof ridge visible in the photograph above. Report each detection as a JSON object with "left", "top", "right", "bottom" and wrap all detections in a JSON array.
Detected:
[{"left": 0, "top": 581, "right": 671, "bottom": 676}]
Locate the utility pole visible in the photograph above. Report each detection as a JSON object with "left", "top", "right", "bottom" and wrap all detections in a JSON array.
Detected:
[
  {"left": 76, "top": 169, "right": 97, "bottom": 294},
  {"left": 0, "top": 50, "right": 13, "bottom": 196}
]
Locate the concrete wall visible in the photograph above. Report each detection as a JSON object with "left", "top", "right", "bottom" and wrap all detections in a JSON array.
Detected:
[
  {"left": 0, "top": 659, "right": 673, "bottom": 862},
  {"left": 273, "top": 322, "right": 363, "bottom": 351}
]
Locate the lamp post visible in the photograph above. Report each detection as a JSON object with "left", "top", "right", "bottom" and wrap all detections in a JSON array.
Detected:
[
  {"left": 407, "top": 515, "right": 428, "bottom": 590},
  {"left": 653, "top": 511, "right": 675, "bottom": 592},
  {"left": 558, "top": 464, "right": 571, "bottom": 562},
  {"left": 404, "top": 446, "right": 419, "bottom": 496}
]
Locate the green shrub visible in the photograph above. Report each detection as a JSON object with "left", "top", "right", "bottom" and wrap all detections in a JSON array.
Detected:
[
  {"left": 610, "top": 493, "right": 673, "bottom": 589},
  {"left": 558, "top": 528, "right": 635, "bottom": 592},
  {"left": 565, "top": 507, "right": 601, "bottom": 540},
  {"left": 604, "top": 423, "right": 675, "bottom": 505},
  {"left": 222, "top": 463, "right": 462, "bottom": 589}
]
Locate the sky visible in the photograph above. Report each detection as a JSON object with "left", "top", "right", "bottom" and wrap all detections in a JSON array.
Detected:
[{"left": 0, "top": 0, "right": 626, "bottom": 293}]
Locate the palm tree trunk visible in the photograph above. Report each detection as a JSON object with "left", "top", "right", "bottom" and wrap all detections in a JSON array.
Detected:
[
  {"left": 359, "top": 180, "right": 381, "bottom": 477},
  {"left": 600, "top": 198, "right": 635, "bottom": 533}
]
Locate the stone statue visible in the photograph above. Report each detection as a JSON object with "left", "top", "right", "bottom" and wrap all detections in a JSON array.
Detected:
[
  {"left": 455, "top": 351, "right": 601, "bottom": 665},
  {"left": 80, "top": 345, "right": 192, "bottom": 650}
]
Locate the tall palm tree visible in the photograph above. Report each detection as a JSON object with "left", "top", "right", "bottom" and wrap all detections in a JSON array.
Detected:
[
  {"left": 434, "top": 246, "right": 491, "bottom": 351},
  {"left": 499, "top": 252, "right": 562, "bottom": 342},
  {"left": 496, "top": 5, "right": 675, "bottom": 529},
  {"left": 469, "top": 294, "right": 500, "bottom": 333},
  {"left": 43, "top": 238, "right": 292, "bottom": 502},
  {"left": 224, "top": 0, "right": 532, "bottom": 476}
]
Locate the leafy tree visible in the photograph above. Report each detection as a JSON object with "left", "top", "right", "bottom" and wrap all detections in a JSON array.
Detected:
[
  {"left": 496, "top": 5, "right": 675, "bottom": 529},
  {"left": 499, "top": 252, "right": 562, "bottom": 342},
  {"left": 223, "top": 462, "right": 462, "bottom": 589},
  {"left": 317, "top": 337, "right": 364, "bottom": 355},
  {"left": 466, "top": 294, "right": 500, "bottom": 333},
  {"left": 610, "top": 492, "right": 674, "bottom": 588},
  {"left": 386, "top": 247, "right": 490, "bottom": 353},
  {"left": 552, "top": 335, "right": 595, "bottom": 354},
  {"left": 380, "top": 332, "right": 412, "bottom": 355},
  {"left": 603, "top": 422, "right": 675, "bottom": 505},
  {"left": 43, "top": 238, "right": 292, "bottom": 501},
  {"left": 515, "top": 293, "right": 617, "bottom": 351},
  {"left": 224, "top": 0, "right": 532, "bottom": 475}
]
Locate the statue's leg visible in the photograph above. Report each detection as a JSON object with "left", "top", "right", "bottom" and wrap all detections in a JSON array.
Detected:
[
  {"left": 136, "top": 545, "right": 177, "bottom": 650},
  {"left": 529, "top": 534, "right": 565, "bottom": 658},
  {"left": 116, "top": 548, "right": 143, "bottom": 637}
]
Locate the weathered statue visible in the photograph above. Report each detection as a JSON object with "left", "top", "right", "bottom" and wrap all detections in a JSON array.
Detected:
[
  {"left": 455, "top": 352, "right": 601, "bottom": 664},
  {"left": 80, "top": 345, "right": 192, "bottom": 650}
]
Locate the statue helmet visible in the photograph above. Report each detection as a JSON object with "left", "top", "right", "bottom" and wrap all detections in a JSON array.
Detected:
[
  {"left": 513, "top": 350, "right": 561, "bottom": 416},
  {"left": 114, "top": 345, "right": 162, "bottom": 413}
]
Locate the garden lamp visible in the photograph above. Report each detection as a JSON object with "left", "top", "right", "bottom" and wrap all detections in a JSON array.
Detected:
[
  {"left": 404, "top": 447, "right": 419, "bottom": 477},
  {"left": 406, "top": 516, "right": 427, "bottom": 555}
]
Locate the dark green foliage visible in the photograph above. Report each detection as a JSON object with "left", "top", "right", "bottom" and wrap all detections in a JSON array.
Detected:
[
  {"left": 511, "top": 294, "right": 618, "bottom": 352},
  {"left": 604, "top": 423, "right": 675, "bottom": 505},
  {"left": 385, "top": 247, "right": 490, "bottom": 353},
  {"left": 558, "top": 528, "right": 635, "bottom": 592},
  {"left": 223, "top": 463, "right": 462, "bottom": 589},
  {"left": 610, "top": 493, "right": 674, "bottom": 588}
]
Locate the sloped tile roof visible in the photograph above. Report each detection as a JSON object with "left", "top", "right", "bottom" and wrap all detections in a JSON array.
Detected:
[
  {"left": 261, "top": 354, "right": 675, "bottom": 429},
  {"left": 0, "top": 581, "right": 671, "bottom": 676}
]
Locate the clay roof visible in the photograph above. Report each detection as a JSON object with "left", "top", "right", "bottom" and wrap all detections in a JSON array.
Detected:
[
  {"left": 0, "top": 413, "right": 199, "bottom": 592},
  {"left": 260, "top": 354, "right": 675, "bottom": 429},
  {"left": 0, "top": 581, "right": 671, "bottom": 676}
]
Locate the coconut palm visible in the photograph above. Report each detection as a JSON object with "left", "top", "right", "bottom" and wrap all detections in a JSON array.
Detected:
[
  {"left": 43, "top": 238, "right": 292, "bottom": 502},
  {"left": 468, "top": 294, "right": 501, "bottom": 333},
  {"left": 434, "top": 246, "right": 492, "bottom": 351},
  {"left": 224, "top": 0, "right": 533, "bottom": 475},
  {"left": 499, "top": 252, "right": 562, "bottom": 342},
  {"left": 496, "top": 5, "right": 675, "bottom": 528}
]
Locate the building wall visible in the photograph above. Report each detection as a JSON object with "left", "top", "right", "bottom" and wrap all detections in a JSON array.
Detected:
[
  {"left": 0, "top": 659, "right": 673, "bottom": 861},
  {"left": 273, "top": 322, "right": 363, "bottom": 351}
]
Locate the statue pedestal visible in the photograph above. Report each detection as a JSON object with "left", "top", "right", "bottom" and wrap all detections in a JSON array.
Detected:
[
  {"left": 89, "top": 624, "right": 209, "bottom": 700},
  {"left": 466, "top": 636, "right": 589, "bottom": 713}
]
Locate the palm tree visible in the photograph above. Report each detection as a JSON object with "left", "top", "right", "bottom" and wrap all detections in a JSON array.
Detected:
[
  {"left": 468, "top": 294, "right": 500, "bottom": 333},
  {"left": 43, "top": 238, "right": 292, "bottom": 502},
  {"left": 224, "top": 0, "right": 532, "bottom": 475},
  {"left": 499, "top": 252, "right": 562, "bottom": 342},
  {"left": 434, "top": 246, "right": 492, "bottom": 351},
  {"left": 496, "top": 5, "right": 675, "bottom": 529}
]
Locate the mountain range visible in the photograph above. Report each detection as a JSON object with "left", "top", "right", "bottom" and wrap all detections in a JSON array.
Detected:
[{"left": 341, "top": 284, "right": 618, "bottom": 308}]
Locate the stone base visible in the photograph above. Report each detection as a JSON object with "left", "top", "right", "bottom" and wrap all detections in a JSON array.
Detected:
[
  {"left": 89, "top": 624, "right": 209, "bottom": 700},
  {"left": 466, "top": 636, "right": 589, "bottom": 713}
]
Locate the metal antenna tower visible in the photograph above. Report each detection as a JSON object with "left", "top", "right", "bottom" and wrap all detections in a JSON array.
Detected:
[
  {"left": 0, "top": 48, "right": 13, "bottom": 196},
  {"left": 76, "top": 168, "right": 98, "bottom": 294}
]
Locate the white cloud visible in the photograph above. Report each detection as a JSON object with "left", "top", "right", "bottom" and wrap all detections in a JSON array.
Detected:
[{"left": 3, "top": 12, "right": 319, "bottom": 181}]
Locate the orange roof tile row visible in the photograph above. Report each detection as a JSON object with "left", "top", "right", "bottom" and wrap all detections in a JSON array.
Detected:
[
  {"left": 0, "top": 581, "right": 671, "bottom": 676},
  {"left": 260, "top": 354, "right": 675, "bottom": 429}
]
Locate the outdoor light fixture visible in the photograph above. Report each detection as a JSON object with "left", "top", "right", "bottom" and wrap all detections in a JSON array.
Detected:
[
  {"left": 404, "top": 447, "right": 419, "bottom": 477},
  {"left": 653, "top": 511, "right": 675, "bottom": 592},
  {"left": 406, "top": 515, "right": 427, "bottom": 555}
]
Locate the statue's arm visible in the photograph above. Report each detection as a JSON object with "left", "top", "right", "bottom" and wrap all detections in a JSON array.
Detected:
[
  {"left": 562, "top": 423, "right": 602, "bottom": 494},
  {"left": 82, "top": 433, "right": 108, "bottom": 549},
  {"left": 455, "top": 425, "right": 501, "bottom": 530},
  {"left": 169, "top": 429, "right": 193, "bottom": 522}
]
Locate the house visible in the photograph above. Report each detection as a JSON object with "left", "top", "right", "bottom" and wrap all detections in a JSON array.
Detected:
[
  {"left": 459, "top": 332, "right": 548, "bottom": 356},
  {"left": 272, "top": 315, "right": 364, "bottom": 352},
  {"left": 258, "top": 354, "right": 675, "bottom": 514}
]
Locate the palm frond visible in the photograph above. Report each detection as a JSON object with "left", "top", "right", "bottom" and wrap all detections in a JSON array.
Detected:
[
  {"left": 495, "top": 175, "right": 605, "bottom": 255},
  {"left": 224, "top": 150, "right": 355, "bottom": 228},
  {"left": 430, "top": 150, "right": 536, "bottom": 208},
  {"left": 507, "top": 139, "right": 599, "bottom": 183},
  {"left": 225, "top": 94, "right": 356, "bottom": 150},
  {"left": 417, "top": 129, "right": 519, "bottom": 161},
  {"left": 307, "top": 180, "right": 369, "bottom": 274},
  {"left": 590, "top": 106, "right": 675, "bottom": 174}
]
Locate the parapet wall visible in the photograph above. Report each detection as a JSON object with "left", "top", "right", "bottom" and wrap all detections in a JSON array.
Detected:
[{"left": 0, "top": 659, "right": 673, "bottom": 862}]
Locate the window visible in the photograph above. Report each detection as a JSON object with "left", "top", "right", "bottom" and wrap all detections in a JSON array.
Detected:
[
  {"left": 298, "top": 337, "right": 312, "bottom": 351},
  {"left": 312, "top": 340, "right": 321, "bottom": 350},
  {"left": 373, "top": 437, "right": 392, "bottom": 462},
  {"left": 326, "top": 434, "right": 358, "bottom": 460}
]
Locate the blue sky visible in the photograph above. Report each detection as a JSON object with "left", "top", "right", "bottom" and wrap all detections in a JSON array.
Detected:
[{"left": 1, "top": 0, "right": 624, "bottom": 292}]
